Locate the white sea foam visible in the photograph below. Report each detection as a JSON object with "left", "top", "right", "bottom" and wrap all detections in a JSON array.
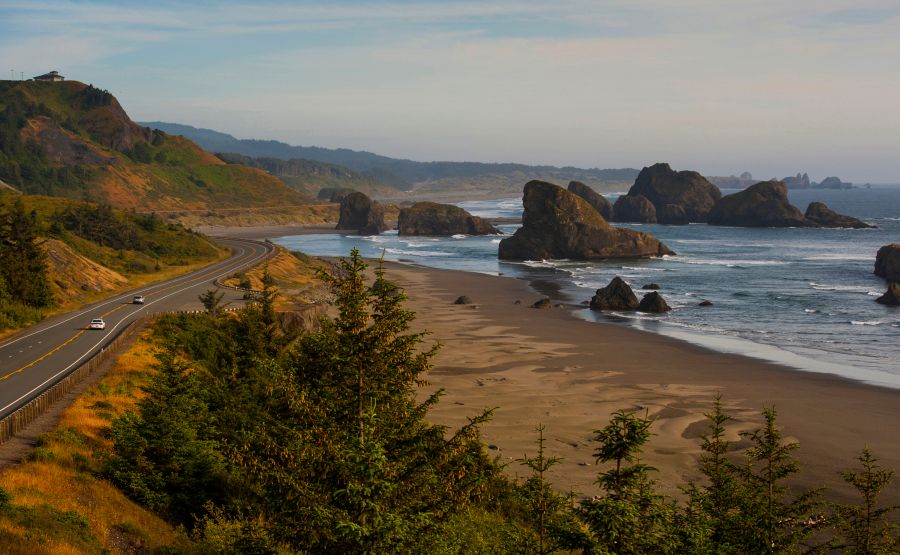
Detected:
[
  {"left": 850, "top": 320, "right": 883, "bottom": 326},
  {"left": 451, "top": 234, "right": 467, "bottom": 239},
  {"left": 677, "top": 258, "right": 787, "bottom": 268},
  {"left": 491, "top": 239, "right": 502, "bottom": 244},
  {"left": 384, "top": 248, "right": 449, "bottom": 257},
  {"left": 804, "top": 309, "right": 818, "bottom": 313},
  {"left": 809, "top": 282, "right": 876, "bottom": 294}
]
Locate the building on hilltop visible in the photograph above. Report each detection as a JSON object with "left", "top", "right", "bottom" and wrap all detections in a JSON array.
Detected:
[{"left": 33, "top": 70, "right": 64, "bottom": 82}]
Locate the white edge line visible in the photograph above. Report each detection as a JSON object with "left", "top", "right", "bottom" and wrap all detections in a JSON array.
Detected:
[{"left": 0, "top": 240, "right": 273, "bottom": 415}]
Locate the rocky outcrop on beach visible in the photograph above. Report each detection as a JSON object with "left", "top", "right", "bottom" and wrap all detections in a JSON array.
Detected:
[
  {"left": 616, "top": 163, "right": 722, "bottom": 224},
  {"left": 568, "top": 181, "right": 613, "bottom": 220},
  {"left": 498, "top": 181, "right": 674, "bottom": 261},
  {"left": 875, "top": 282, "right": 900, "bottom": 306},
  {"left": 336, "top": 191, "right": 387, "bottom": 235},
  {"left": 612, "top": 194, "right": 657, "bottom": 223},
  {"left": 707, "top": 181, "right": 814, "bottom": 227},
  {"left": 875, "top": 244, "right": 900, "bottom": 281},
  {"left": 638, "top": 291, "right": 671, "bottom": 313},
  {"left": 398, "top": 202, "right": 499, "bottom": 236},
  {"left": 804, "top": 202, "right": 874, "bottom": 229},
  {"left": 589, "top": 277, "right": 639, "bottom": 311}
]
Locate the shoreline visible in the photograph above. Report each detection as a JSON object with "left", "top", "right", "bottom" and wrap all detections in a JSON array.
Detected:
[
  {"left": 381, "top": 260, "right": 900, "bottom": 503},
  {"left": 207, "top": 224, "right": 900, "bottom": 502}
]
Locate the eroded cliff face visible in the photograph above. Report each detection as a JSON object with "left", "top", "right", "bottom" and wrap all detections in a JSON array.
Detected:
[{"left": 498, "top": 180, "right": 674, "bottom": 261}]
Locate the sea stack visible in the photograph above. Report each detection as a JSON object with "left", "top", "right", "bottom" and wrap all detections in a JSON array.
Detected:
[
  {"left": 568, "top": 181, "right": 614, "bottom": 220},
  {"left": 613, "top": 163, "right": 721, "bottom": 224},
  {"left": 398, "top": 202, "right": 499, "bottom": 236},
  {"left": 804, "top": 202, "right": 873, "bottom": 229},
  {"left": 875, "top": 244, "right": 900, "bottom": 281},
  {"left": 336, "top": 191, "right": 387, "bottom": 235},
  {"left": 498, "top": 181, "right": 674, "bottom": 261},
  {"left": 707, "top": 181, "right": 814, "bottom": 227}
]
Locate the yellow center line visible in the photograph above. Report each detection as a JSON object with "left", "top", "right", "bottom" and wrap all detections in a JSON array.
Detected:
[{"left": 0, "top": 241, "right": 266, "bottom": 383}]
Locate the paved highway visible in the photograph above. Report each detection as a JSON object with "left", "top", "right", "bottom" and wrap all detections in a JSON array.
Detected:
[{"left": 0, "top": 237, "right": 274, "bottom": 420}]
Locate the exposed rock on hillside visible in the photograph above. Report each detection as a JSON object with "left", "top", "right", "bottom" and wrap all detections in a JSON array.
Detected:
[
  {"left": 804, "top": 202, "right": 873, "bottom": 229},
  {"left": 398, "top": 202, "right": 499, "bottom": 236},
  {"left": 875, "top": 244, "right": 900, "bottom": 281},
  {"left": 498, "top": 181, "right": 674, "bottom": 261},
  {"left": 612, "top": 194, "right": 657, "bottom": 223},
  {"left": 638, "top": 291, "right": 671, "bottom": 313},
  {"left": 875, "top": 283, "right": 900, "bottom": 306},
  {"left": 22, "top": 116, "right": 117, "bottom": 166},
  {"left": 336, "top": 192, "right": 387, "bottom": 235},
  {"left": 41, "top": 237, "right": 128, "bottom": 303},
  {"left": 707, "top": 181, "right": 813, "bottom": 227},
  {"left": 568, "top": 181, "right": 613, "bottom": 220},
  {"left": 617, "top": 163, "right": 721, "bottom": 223},
  {"left": 589, "top": 276, "right": 639, "bottom": 311}
]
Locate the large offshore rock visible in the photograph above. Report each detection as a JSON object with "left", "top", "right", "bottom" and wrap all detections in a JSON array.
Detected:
[
  {"left": 624, "top": 162, "right": 721, "bottom": 222},
  {"left": 498, "top": 181, "right": 674, "bottom": 260},
  {"left": 398, "top": 202, "right": 499, "bottom": 236},
  {"left": 336, "top": 191, "right": 387, "bottom": 235},
  {"left": 804, "top": 202, "right": 873, "bottom": 229},
  {"left": 568, "top": 181, "right": 613, "bottom": 220},
  {"left": 875, "top": 244, "right": 900, "bottom": 281},
  {"left": 658, "top": 204, "right": 689, "bottom": 225},
  {"left": 707, "top": 181, "right": 814, "bottom": 227},
  {"left": 612, "top": 194, "right": 657, "bottom": 223},
  {"left": 589, "top": 276, "right": 639, "bottom": 311}
]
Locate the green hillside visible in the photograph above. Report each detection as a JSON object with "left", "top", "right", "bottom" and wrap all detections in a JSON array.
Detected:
[
  {"left": 0, "top": 80, "right": 310, "bottom": 211},
  {"left": 0, "top": 190, "right": 223, "bottom": 331},
  {"left": 216, "top": 152, "right": 398, "bottom": 197}
]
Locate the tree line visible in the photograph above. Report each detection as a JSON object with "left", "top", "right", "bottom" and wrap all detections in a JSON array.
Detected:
[
  {"left": 0, "top": 198, "right": 54, "bottom": 329},
  {"left": 104, "top": 249, "right": 898, "bottom": 553}
]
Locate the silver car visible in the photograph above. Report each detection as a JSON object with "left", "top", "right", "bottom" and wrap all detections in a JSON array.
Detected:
[{"left": 89, "top": 318, "right": 106, "bottom": 330}]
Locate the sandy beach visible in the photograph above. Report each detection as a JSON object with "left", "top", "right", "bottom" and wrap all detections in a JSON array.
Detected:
[
  {"left": 213, "top": 224, "right": 900, "bottom": 503},
  {"left": 381, "top": 261, "right": 900, "bottom": 503}
]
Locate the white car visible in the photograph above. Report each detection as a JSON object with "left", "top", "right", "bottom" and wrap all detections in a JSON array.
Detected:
[
  {"left": 89, "top": 318, "right": 106, "bottom": 330},
  {"left": 133, "top": 295, "right": 145, "bottom": 304}
]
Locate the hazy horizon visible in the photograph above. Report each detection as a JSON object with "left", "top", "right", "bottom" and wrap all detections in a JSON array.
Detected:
[{"left": 3, "top": 1, "right": 899, "bottom": 183}]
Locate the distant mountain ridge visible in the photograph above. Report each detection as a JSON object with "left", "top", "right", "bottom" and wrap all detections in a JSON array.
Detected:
[{"left": 140, "top": 121, "right": 640, "bottom": 193}]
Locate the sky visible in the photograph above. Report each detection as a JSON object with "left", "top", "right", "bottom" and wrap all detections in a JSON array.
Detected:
[{"left": 2, "top": 1, "right": 899, "bottom": 182}]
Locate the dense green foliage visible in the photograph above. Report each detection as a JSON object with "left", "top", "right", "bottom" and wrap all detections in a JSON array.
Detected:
[
  {"left": 0, "top": 198, "right": 54, "bottom": 329},
  {"left": 106, "top": 249, "right": 899, "bottom": 554}
]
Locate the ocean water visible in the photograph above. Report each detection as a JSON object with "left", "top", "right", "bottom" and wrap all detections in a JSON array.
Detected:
[{"left": 275, "top": 187, "right": 900, "bottom": 389}]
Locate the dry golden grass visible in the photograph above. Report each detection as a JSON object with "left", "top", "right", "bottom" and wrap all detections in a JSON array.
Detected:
[
  {"left": 222, "top": 244, "right": 322, "bottom": 290},
  {"left": 0, "top": 331, "right": 190, "bottom": 553}
]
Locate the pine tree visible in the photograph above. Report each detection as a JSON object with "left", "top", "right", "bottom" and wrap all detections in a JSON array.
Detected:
[
  {"left": 516, "top": 424, "right": 573, "bottom": 554},
  {"left": 0, "top": 198, "right": 53, "bottom": 307},
  {"left": 572, "top": 409, "right": 676, "bottom": 554},
  {"left": 733, "top": 407, "right": 823, "bottom": 553},
  {"left": 680, "top": 395, "right": 744, "bottom": 553},
  {"left": 830, "top": 448, "right": 899, "bottom": 554}
]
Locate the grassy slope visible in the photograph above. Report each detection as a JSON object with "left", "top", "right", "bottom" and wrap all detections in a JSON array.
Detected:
[
  {"left": 0, "top": 80, "right": 309, "bottom": 212},
  {"left": 0, "top": 330, "right": 190, "bottom": 553},
  {"left": 0, "top": 192, "right": 227, "bottom": 335}
]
